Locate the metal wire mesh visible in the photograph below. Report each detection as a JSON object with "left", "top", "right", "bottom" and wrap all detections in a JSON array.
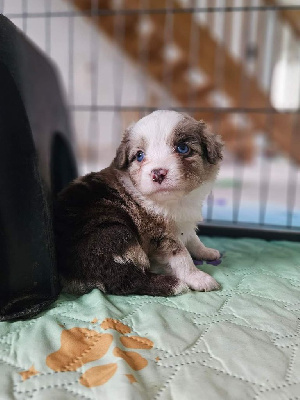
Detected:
[{"left": 3, "top": 0, "right": 300, "bottom": 236}]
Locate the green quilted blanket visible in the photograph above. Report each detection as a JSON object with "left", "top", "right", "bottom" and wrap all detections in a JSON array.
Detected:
[{"left": 1, "top": 237, "right": 300, "bottom": 399}]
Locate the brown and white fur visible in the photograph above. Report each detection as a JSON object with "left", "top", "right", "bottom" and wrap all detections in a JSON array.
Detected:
[{"left": 55, "top": 110, "right": 223, "bottom": 296}]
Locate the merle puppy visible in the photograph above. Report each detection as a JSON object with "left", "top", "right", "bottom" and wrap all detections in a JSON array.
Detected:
[{"left": 55, "top": 110, "right": 223, "bottom": 296}]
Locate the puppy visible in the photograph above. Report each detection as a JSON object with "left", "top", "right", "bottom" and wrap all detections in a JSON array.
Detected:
[{"left": 55, "top": 110, "right": 223, "bottom": 296}]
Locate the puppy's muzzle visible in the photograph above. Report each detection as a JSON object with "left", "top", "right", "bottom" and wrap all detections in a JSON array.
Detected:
[{"left": 151, "top": 168, "right": 168, "bottom": 184}]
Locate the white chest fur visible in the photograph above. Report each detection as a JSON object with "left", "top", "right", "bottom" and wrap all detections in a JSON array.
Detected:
[
  {"left": 120, "top": 173, "right": 214, "bottom": 244},
  {"left": 164, "top": 181, "right": 215, "bottom": 244}
]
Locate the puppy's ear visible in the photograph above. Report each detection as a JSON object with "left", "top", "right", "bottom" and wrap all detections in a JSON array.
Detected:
[
  {"left": 200, "top": 123, "right": 223, "bottom": 164},
  {"left": 112, "top": 129, "right": 130, "bottom": 170}
]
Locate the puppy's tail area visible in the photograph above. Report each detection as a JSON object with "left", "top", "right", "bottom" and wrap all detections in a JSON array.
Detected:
[
  {"left": 60, "top": 276, "right": 106, "bottom": 295},
  {"left": 61, "top": 273, "right": 189, "bottom": 297}
]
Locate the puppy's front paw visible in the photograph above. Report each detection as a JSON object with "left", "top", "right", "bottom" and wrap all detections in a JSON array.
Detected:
[
  {"left": 187, "top": 271, "right": 220, "bottom": 292},
  {"left": 173, "top": 280, "right": 190, "bottom": 295},
  {"left": 197, "top": 247, "right": 220, "bottom": 261}
]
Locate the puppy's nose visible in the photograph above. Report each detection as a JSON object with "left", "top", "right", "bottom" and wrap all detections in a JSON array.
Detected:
[{"left": 151, "top": 168, "right": 168, "bottom": 184}]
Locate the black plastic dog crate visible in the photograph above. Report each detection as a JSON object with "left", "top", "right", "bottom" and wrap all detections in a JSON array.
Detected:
[{"left": 0, "top": 15, "right": 77, "bottom": 321}]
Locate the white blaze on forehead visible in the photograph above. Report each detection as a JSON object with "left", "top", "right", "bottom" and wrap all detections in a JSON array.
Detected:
[
  {"left": 131, "top": 110, "right": 184, "bottom": 148},
  {"left": 128, "top": 110, "right": 185, "bottom": 196}
]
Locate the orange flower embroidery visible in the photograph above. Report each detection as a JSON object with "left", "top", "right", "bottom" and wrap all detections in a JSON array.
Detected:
[
  {"left": 19, "top": 365, "right": 39, "bottom": 381},
  {"left": 100, "top": 318, "right": 131, "bottom": 334},
  {"left": 125, "top": 374, "right": 137, "bottom": 384},
  {"left": 44, "top": 318, "right": 154, "bottom": 388},
  {"left": 46, "top": 328, "right": 113, "bottom": 371},
  {"left": 113, "top": 347, "right": 148, "bottom": 371},
  {"left": 120, "top": 336, "right": 153, "bottom": 349},
  {"left": 80, "top": 363, "right": 118, "bottom": 387}
]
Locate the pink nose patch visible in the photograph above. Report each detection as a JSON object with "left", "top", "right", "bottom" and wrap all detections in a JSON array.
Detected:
[{"left": 151, "top": 168, "right": 168, "bottom": 184}]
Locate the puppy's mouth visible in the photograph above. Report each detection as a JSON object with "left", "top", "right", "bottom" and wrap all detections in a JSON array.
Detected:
[
  {"left": 152, "top": 186, "right": 178, "bottom": 193},
  {"left": 148, "top": 173, "right": 185, "bottom": 195},
  {"left": 148, "top": 184, "right": 184, "bottom": 198}
]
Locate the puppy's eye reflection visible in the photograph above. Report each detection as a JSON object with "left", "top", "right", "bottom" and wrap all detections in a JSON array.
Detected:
[
  {"left": 136, "top": 150, "right": 145, "bottom": 162},
  {"left": 176, "top": 143, "right": 190, "bottom": 154}
]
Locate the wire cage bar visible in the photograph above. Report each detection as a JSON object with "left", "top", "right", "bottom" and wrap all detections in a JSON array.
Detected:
[{"left": 2, "top": 0, "right": 300, "bottom": 240}]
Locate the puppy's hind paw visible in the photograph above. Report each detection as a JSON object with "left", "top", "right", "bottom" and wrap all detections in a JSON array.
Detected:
[
  {"left": 173, "top": 280, "right": 190, "bottom": 295},
  {"left": 187, "top": 271, "right": 221, "bottom": 292}
]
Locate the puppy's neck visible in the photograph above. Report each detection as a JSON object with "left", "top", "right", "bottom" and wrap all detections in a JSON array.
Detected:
[{"left": 118, "top": 171, "right": 214, "bottom": 227}]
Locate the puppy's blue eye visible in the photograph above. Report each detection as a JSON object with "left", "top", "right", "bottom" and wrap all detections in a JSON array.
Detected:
[
  {"left": 176, "top": 143, "right": 190, "bottom": 154},
  {"left": 136, "top": 151, "right": 144, "bottom": 162}
]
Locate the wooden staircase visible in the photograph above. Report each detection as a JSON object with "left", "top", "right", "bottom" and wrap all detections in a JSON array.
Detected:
[{"left": 70, "top": 0, "right": 300, "bottom": 164}]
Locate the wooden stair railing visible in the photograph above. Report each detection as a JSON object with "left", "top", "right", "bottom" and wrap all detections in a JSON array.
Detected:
[
  {"left": 264, "top": 0, "right": 300, "bottom": 38},
  {"left": 70, "top": 0, "right": 300, "bottom": 164}
]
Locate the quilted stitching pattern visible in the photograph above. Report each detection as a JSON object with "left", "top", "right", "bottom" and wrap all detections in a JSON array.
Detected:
[{"left": 0, "top": 237, "right": 300, "bottom": 399}]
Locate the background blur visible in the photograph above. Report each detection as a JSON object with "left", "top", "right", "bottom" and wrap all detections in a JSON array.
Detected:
[{"left": 2, "top": 0, "right": 300, "bottom": 231}]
